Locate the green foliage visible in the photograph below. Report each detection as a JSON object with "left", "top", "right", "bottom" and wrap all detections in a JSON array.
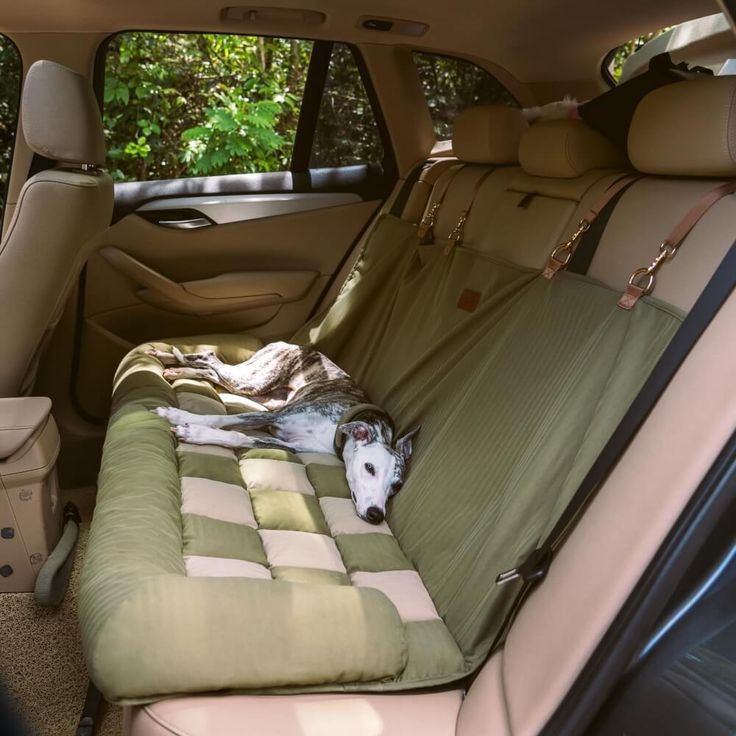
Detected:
[
  {"left": 103, "top": 33, "right": 311, "bottom": 181},
  {"left": 414, "top": 52, "right": 517, "bottom": 140},
  {"left": 609, "top": 28, "right": 672, "bottom": 82},
  {"left": 0, "top": 37, "right": 20, "bottom": 208}
]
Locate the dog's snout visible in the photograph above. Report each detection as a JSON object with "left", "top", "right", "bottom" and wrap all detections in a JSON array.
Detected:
[{"left": 365, "top": 507, "right": 384, "bottom": 525}]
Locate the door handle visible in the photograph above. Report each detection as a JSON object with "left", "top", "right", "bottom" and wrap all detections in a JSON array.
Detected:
[{"left": 157, "top": 217, "right": 212, "bottom": 230}]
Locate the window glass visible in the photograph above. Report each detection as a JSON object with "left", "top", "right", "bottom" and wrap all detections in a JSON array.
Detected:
[
  {"left": 0, "top": 36, "right": 21, "bottom": 215},
  {"left": 413, "top": 52, "right": 517, "bottom": 141},
  {"left": 104, "top": 32, "right": 312, "bottom": 182},
  {"left": 310, "top": 43, "right": 383, "bottom": 168},
  {"left": 608, "top": 28, "right": 672, "bottom": 83}
]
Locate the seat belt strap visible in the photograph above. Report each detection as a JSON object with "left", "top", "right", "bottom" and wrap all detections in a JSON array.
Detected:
[
  {"left": 443, "top": 167, "right": 498, "bottom": 256},
  {"left": 416, "top": 164, "right": 465, "bottom": 243},
  {"left": 543, "top": 175, "right": 640, "bottom": 279},
  {"left": 619, "top": 180, "right": 736, "bottom": 309},
  {"left": 491, "top": 239, "right": 736, "bottom": 651}
]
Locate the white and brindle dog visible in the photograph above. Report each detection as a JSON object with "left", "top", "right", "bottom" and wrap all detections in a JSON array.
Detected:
[{"left": 149, "top": 342, "right": 418, "bottom": 525}]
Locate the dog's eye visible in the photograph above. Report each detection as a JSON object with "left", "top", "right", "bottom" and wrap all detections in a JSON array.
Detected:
[{"left": 364, "top": 463, "right": 375, "bottom": 476}]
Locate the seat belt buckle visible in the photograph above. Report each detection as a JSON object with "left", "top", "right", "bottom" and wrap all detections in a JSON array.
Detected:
[{"left": 496, "top": 547, "right": 552, "bottom": 586}]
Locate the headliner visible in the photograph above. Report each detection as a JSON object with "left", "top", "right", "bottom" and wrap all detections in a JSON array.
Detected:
[{"left": 0, "top": 0, "right": 723, "bottom": 82}]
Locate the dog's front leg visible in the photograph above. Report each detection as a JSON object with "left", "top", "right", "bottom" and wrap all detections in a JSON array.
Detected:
[
  {"left": 152, "top": 407, "right": 246, "bottom": 429},
  {"left": 172, "top": 425, "right": 256, "bottom": 449}
]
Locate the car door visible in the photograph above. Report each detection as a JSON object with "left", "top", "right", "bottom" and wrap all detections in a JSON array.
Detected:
[{"left": 73, "top": 33, "right": 395, "bottom": 420}]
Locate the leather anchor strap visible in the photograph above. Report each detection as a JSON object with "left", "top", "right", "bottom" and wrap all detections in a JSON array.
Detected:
[
  {"left": 443, "top": 167, "right": 498, "bottom": 256},
  {"left": 416, "top": 164, "right": 464, "bottom": 244},
  {"left": 543, "top": 174, "right": 641, "bottom": 280},
  {"left": 619, "top": 179, "right": 736, "bottom": 310}
]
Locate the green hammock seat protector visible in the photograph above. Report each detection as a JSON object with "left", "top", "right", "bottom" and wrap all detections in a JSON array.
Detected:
[{"left": 80, "top": 213, "right": 683, "bottom": 702}]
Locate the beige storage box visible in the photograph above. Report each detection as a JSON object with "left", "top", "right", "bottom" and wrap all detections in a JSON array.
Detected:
[{"left": 0, "top": 397, "right": 62, "bottom": 593}]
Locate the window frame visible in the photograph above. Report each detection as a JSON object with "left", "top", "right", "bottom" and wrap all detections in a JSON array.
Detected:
[
  {"left": 0, "top": 33, "right": 23, "bottom": 230},
  {"left": 93, "top": 30, "right": 396, "bottom": 183}
]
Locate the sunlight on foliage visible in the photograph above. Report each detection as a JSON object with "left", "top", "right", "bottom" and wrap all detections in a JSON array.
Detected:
[
  {"left": 0, "top": 37, "right": 20, "bottom": 208},
  {"left": 104, "top": 33, "right": 312, "bottom": 182},
  {"left": 609, "top": 28, "right": 672, "bottom": 82}
]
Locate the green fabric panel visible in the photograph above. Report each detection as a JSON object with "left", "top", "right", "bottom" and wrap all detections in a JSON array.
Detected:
[
  {"left": 271, "top": 567, "right": 350, "bottom": 586},
  {"left": 111, "top": 357, "right": 176, "bottom": 412},
  {"left": 336, "top": 534, "right": 413, "bottom": 574},
  {"left": 250, "top": 491, "right": 329, "bottom": 535},
  {"left": 306, "top": 464, "right": 351, "bottom": 499},
  {"left": 87, "top": 576, "right": 407, "bottom": 702},
  {"left": 176, "top": 392, "right": 226, "bottom": 416},
  {"left": 172, "top": 380, "right": 221, "bottom": 401},
  {"left": 398, "top": 620, "right": 466, "bottom": 684},
  {"left": 177, "top": 449, "right": 244, "bottom": 488},
  {"left": 383, "top": 274, "right": 681, "bottom": 663},
  {"left": 240, "top": 448, "right": 302, "bottom": 464},
  {"left": 182, "top": 513, "right": 267, "bottom": 565}
]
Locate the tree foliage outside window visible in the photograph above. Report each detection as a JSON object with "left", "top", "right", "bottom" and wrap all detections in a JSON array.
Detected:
[
  {"left": 413, "top": 52, "right": 517, "bottom": 141},
  {"left": 104, "top": 32, "right": 312, "bottom": 182},
  {"left": 609, "top": 28, "right": 672, "bottom": 82},
  {"left": 310, "top": 44, "right": 383, "bottom": 168},
  {"left": 0, "top": 37, "right": 20, "bottom": 210}
]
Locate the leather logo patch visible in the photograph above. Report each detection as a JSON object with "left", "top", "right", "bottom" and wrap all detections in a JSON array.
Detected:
[{"left": 457, "top": 289, "right": 481, "bottom": 313}]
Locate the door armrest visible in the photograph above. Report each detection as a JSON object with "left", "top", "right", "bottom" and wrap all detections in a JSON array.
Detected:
[{"left": 0, "top": 397, "right": 52, "bottom": 460}]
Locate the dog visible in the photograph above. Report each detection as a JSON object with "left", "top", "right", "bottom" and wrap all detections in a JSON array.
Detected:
[
  {"left": 523, "top": 96, "right": 580, "bottom": 123},
  {"left": 149, "top": 342, "right": 418, "bottom": 525}
]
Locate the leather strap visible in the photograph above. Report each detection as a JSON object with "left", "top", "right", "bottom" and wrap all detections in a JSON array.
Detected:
[
  {"left": 443, "top": 167, "right": 498, "bottom": 256},
  {"left": 619, "top": 180, "right": 736, "bottom": 309},
  {"left": 543, "top": 175, "right": 640, "bottom": 279},
  {"left": 416, "top": 164, "right": 465, "bottom": 243},
  {"left": 333, "top": 403, "right": 395, "bottom": 459}
]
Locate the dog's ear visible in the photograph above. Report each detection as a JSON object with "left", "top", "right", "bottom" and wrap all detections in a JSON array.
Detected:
[
  {"left": 395, "top": 426, "right": 420, "bottom": 462},
  {"left": 340, "top": 421, "right": 374, "bottom": 443}
]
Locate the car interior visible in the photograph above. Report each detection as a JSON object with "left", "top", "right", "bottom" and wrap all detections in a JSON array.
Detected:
[{"left": 2, "top": 1, "right": 736, "bottom": 735}]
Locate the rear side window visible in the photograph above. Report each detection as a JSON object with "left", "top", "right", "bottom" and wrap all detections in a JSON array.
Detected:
[
  {"left": 413, "top": 52, "right": 517, "bottom": 141},
  {"left": 102, "top": 33, "right": 389, "bottom": 182},
  {"left": 310, "top": 44, "right": 383, "bottom": 169},
  {"left": 0, "top": 36, "right": 21, "bottom": 217}
]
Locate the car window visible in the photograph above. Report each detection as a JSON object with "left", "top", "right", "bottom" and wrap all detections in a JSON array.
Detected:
[
  {"left": 0, "top": 35, "right": 21, "bottom": 219},
  {"left": 103, "top": 32, "right": 312, "bottom": 182},
  {"left": 310, "top": 43, "right": 383, "bottom": 169},
  {"left": 413, "top": 51, "right": 517, "bottom": 141}
]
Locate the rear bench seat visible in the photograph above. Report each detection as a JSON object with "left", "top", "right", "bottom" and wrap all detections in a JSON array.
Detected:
[{"left": 81, "top": 76, "right": 736, "bottom": 716}]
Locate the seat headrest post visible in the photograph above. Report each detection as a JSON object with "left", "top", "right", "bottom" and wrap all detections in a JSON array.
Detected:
[
  {"left": 21, "top": 60, "right": 106, "bottom": 169},
  {"left": 452, "top": 105, "right": 528, "bottom": 165}
]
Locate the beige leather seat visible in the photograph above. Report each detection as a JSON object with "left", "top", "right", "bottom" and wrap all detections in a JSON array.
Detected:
[{"left": 0, "top": 59, "right": 113, "bottom": 396}]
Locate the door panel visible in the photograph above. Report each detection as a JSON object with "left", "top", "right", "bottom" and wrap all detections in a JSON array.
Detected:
[{"left": 75, "top": 193, "right": 380, "bottom": 419}]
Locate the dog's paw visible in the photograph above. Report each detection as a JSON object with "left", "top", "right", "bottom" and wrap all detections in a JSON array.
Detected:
[
  {"left": 172, "top": 424, "right": 214, "bottom": 445},
  {"left": 151, "top": 406, "right": 188, "bottom": 425}
]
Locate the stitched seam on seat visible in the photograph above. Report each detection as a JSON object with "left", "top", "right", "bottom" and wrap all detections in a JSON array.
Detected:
[{"left": 141, "top": 705, "right": 190, "bottom": 736}]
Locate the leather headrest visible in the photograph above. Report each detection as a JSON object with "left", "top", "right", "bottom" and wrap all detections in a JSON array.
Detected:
[
  {"left": 519, "top": 119, "right": 625, "bottom": 178},
  {"left": 629, "top": 76, "right": 736, "bottom": 177},
  {"left": 22, "top": 60, "right": 106, "bottom": 167},
  {"left": 453, "top": 105, "right": 528, "bottom": 164}
]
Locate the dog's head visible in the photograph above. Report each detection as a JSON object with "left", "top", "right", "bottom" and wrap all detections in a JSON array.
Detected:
[{"left": 339, "top": 421, "right": 419, "bottom": 524}]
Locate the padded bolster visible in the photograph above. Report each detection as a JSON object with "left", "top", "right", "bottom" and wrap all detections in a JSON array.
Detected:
[
  {"left": 86, "top": 575, "right": 407, "bottom": 701},
  {"left": 22, "top": 60, "right": 106, "bottom": 166},
  {"left": 453, "top": 105, "right": 528, "bottom": 164},
  {"left": 519, "top": 119, "right": 624, "bottom": 178},
  {"left": 629, "top": 76, "right": 736, "bottom": 177},
  {"left": 0, "top": 397, "right": 51, "bottom": 460}
]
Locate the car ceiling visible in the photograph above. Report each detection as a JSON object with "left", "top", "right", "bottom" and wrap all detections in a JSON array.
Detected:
[{"left": 0, "top": 0, "right": 723, "bottom": 81}]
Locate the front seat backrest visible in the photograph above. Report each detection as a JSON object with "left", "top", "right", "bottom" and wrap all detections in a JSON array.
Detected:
[{"left": 0, "top": 60, "right": 113, "bottom": 396}]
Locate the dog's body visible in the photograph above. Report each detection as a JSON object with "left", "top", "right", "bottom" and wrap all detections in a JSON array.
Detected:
[{"left": 150, "top": 342, "right": 417, "bottom": 523}]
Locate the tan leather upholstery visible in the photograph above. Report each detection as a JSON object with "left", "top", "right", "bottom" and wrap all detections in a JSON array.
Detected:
[
  {"left": 22, "top": 60, "right": 106, "bottom": 167},
  {"left": 629, "top": 76, "right": 736, "bottom": 177},
  {"left": 123, "top": 690, "right": 463, "bottom": 736},
  {"left": 453, "top": 104, "right": 528, "bottom": 164},
  {"left": 519, "top": 119, "right": 624, "bottom": 178},
  {"left": 0, "top": 62, "right": 113, "bottom": 396},
  {"left": 0, "top": 397, "right": 52, "bottom": 460}
]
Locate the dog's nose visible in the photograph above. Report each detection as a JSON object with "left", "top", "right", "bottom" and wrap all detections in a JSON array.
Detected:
[{"left": 365, "top": 507, "right": 384, "bottom": 525}]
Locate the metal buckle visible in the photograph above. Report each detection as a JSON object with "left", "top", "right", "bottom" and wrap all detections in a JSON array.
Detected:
[
  {"left": 417, "top": 201, "right": 441, "bottom": 243},
  {"left": 443, "top": 212, "right": 468, "bottom": 256},
  {"left": 543, "top": 219, "right": 590, "bottom": 279}
]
